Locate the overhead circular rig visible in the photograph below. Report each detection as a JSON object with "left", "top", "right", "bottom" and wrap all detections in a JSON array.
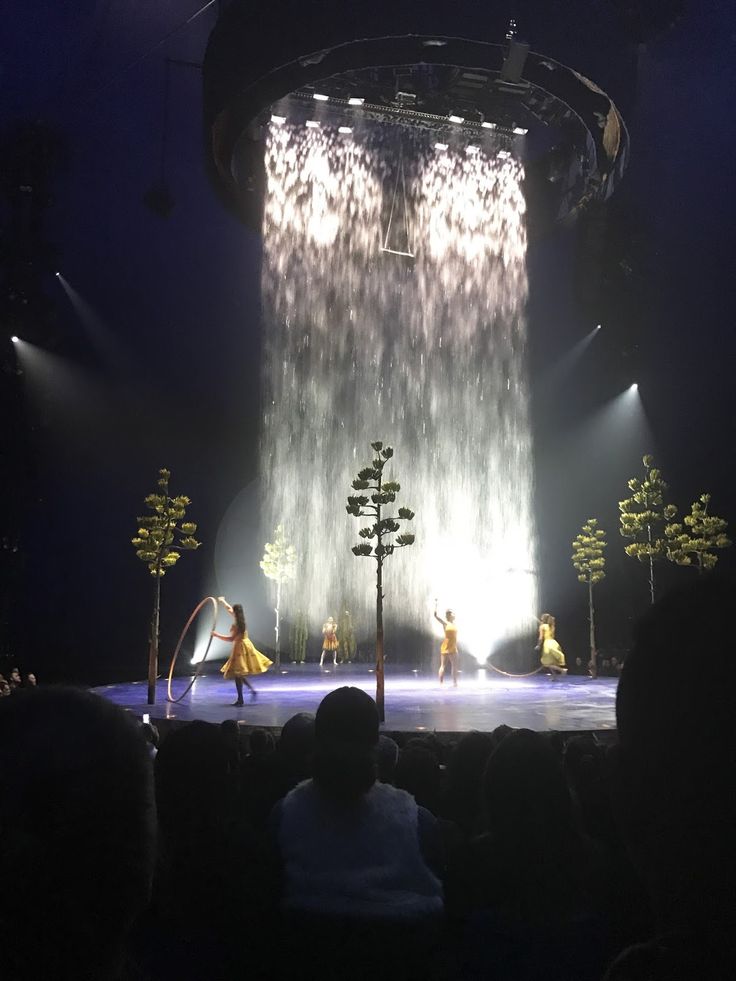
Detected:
[{"left": 203, "top": 3, "right": 629, "bottom": 233}]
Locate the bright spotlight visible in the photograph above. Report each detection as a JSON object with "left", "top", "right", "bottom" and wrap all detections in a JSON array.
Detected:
[
  {"left": 466, "top": 145, "right": 479, "bottom": 154},
  {"left": 270, "top": 114, "right": 286, "bottom": 124},
  {"left": 313, "top": 93, "right": 329, "bottom": 101},
  {"left": 481, "top": 121, "right": 497, "bottom": 129},
  {"left": 448, "top": 114, "right": 465, "bottom": 124},
  {"left": 348, "top": 97, "right": 365, "bottom": 106},
  {"left": 513, "top": 127, "right": 528, "bottom": 135},
  {"left": 54, "top": 271, "right": 61, "bottom": 278},
  {"left": 338, "top": 126, "right": 353, "bottom": 134},
  {"left": 305, "top": 120, "right": 320, "bottom": 128},
  {"left": 11, "top": 335, "right": 19, "bottom": 343},
  {"left": 497, "top": 150, "right": 510, "bottom": 159},
  {"left": 596, "top": 324, "right": 602, "bottom": 330},
  {"left": 630, "top": 383, "right": 638, "bottom": 391},
  {"left": 434, "top": 142, "right": 448, "bottom": 151}
]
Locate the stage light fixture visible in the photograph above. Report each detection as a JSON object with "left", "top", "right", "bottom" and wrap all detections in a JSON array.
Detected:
[
  {"left": 482, "top": 121, "right": 497, "bottom": 129},
  {"left": 434, "top": 142, "right": 448, "bottom": 150},
  {"left": 448, "top": 114, "right": 465, "bottom": 124},
  {"left": 466, "top": 145, "right": 479, "bottom": 154},
  {"left": 630, "top": 383, "right": 638, "bottom": 391},
  {"left": 11, "top": 335, "right": 19, "bottom": 343},
  {"left": 305, "top": 120, "right": 320, "bottom": 128},
  {"left": 348, "top": 97, "right": 365, "bottom": 106},
  {"left": 338, "top": 126, "right": 352, "bottom": 134},
  {"left": 596, "top": 324, "right": 602, "bottom": 329},
  {"left": 313, "top": 93, "right": 329, "bottom": 101},
  {"left": 497, "top": 150, "right": 510, "bottom": 158},
  {"left": 55, "top": 271, "right": 61, "bottom": 278},
  {"left": 513, "top": 127, "right": 528, "bottom": 135},
  {"left": 271, "top": 114, "right": 286, "bottom": 124}
]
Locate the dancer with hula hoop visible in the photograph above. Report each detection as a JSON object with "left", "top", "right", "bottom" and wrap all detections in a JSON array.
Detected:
[
  {"left": 213, "top": 598, "right": 272, "bottom": 705},
  {"left": 537, "top": 613, "right": 568, "bottom": 677}
]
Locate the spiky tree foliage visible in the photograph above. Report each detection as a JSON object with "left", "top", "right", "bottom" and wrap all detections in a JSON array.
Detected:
[
  {"left": 619, "top": 455, "right": 676, "bottom": 605},
  {"left": 289, "top": 610, "right": 309, "bottom": 663},
  {"left": 572, "top": 518, "right": 607, "bottom": 678},
  {"left": 665, "top": 494, "right": 731, "bottom": 574},
  {"left": 132, "top": 468, "right": 201, "bottom": 704},
  {"left": 338, "top": 607, "right": 357, "bottom": 663},
  {"left": 347, "top": 441, "right": 415, "bottom": 721},
  {"left": 260, "top": 524, "right": 297, "bottom": 666}
]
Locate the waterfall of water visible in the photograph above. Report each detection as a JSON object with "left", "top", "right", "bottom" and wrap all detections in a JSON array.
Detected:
[{"left": 261, "top": 119, "right": 537, "bottom": 662}]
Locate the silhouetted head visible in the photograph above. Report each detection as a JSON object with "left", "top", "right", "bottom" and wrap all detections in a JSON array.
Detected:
[
  {"left": 377, "top": 734, "right": 399, "bottom": 782},
  {"left": 313, "top": 687, "right": 379, "bottom": 802},
  {"left": 443, "top": 730, "right": 495, "bottom": 832},
  {"left": 0, "top": 687, "right": 155, "bottom": 980},
  {"left": 232, "top": 604, "right": 247, "bottom": 634},
  {"left": 482, "top": 729, "right": 572, "bottom": 842},
  {"left": 616, "top": 576, "right": 736, "bottom": 928},
  {"left": 279, "top": 712, "right": 316, "bottom": 773},
  {"left": 396, "top": 744, "right": 441, "bottom": 814}
]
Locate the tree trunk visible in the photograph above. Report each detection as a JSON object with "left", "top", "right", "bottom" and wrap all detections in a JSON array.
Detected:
[
  {"left": 588, "top": 578, "right": 597, "bottom": 679},
  {"left": 376, "top": 558, "right": 385, "bottom": 722},
  {"left": 647, "top": 524, "right": 655, "bottom": 604},
  {"left": 147, "top": 572, "right": 161, "bottom": 705},
  {"left": 274, "top": 579, "right": 281, "bottom": 668}
]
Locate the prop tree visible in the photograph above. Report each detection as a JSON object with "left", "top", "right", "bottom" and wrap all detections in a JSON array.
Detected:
[
  {"left": 571, "top": 519, "right": 607, "bottom": 678},
  {"left": 347, "top": 441, "right": 415, "bottom": 721},
  {"left": 260, "top": 524, "right": 297, "bottom": 667},
  {"left": 132, "top": 468, "right": 201, "bottom": 704},
  {"left": 665, "top": 494, "right": 731, "bottom": 574},
  {"left": 619, "top": 455, "right": 676, "bottom": 605}
]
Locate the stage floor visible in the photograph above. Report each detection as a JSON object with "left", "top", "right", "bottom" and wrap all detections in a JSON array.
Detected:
[{"left": 93, "top": 664, "right": 618, "bottom": 735}]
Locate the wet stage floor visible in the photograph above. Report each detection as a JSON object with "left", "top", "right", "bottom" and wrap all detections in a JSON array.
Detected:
[{"left": 94, "top": 664, "right": 618, "bottom": 734}]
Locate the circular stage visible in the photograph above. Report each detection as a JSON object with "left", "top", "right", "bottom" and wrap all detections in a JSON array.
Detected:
[{"left": 94, "top": 663, "right": 617, "bottom": 737}]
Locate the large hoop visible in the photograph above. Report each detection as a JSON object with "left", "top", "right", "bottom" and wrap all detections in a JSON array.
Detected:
[{"left": 167, "top": 596, "right": 220, "bottom": 703}]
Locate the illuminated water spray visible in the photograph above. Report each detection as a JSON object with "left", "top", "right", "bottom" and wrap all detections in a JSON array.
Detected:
[{"left": 261, "top": 120, "right": 537, "bottom": 662}]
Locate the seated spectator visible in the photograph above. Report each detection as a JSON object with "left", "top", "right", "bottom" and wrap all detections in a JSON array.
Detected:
[
  {"left": 447, "top": 729, "right": 616, "bottom": 980},
  {"left": 274, "top": 687, "right": 446, "bottom": 979},
  {"left": 0, "top": 674, "right": 10, "bottom": 696},
  {"left": 0, "top": 687, "right": 155, "bottom": 981},
  {"left": 377, "top": 733, "right": 399, "bottom": 783},
  {"left": 140, "top": 720, "right": 160, "bottom": 759},
  {"left": 395, "top": 742, "right": 442, "bottom": 815},
  {"left": 8, "top": 666, "right": 22, "bottom": 690},
  {"left": 607, "top": 576, "right": 736, "bottom": 980},
  {"left": 440, "top": 730, "right": 495, "bottom": 837},
  {"left": 24, "top": 672, "right": 37, "bottom": 686}
]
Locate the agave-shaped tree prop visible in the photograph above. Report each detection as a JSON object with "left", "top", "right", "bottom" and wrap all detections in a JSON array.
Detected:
[
  {"left": 347, "top": 441, "right": 415, "bottom": 721},
  {"left": 665, "top": 493, "right": 731, "bottom": 574},
  {"left": 260, "top": 524, "right": 297, "bottom": 667},
  {"left": 132, "top": 468, "right": 201, "bottom": 704},
  {"left": 619, "top": 455, "right": 676, "bottom": 604},
  {"left": 571, "top": 518, "right": 607, "bottom": 678}
]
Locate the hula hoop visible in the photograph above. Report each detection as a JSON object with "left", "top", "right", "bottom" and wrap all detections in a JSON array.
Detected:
[{"left": 167, "top": 596, "right": 220, "bottom": 703}]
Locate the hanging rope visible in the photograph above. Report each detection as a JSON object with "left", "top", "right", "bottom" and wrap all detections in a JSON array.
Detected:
[{"left": 381, "top": 147, "right": 414, "bottom": 257}]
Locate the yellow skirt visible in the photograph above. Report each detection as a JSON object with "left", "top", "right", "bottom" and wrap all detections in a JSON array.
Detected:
[
  {"left": 322, "top": 635, "right": 339, "bottom": 651},
  {"left": 540, "top": 638, "right": 566, "bottom": 668},
  {"left": 221, "top": 637, "right": 273, "bottom": 679}
]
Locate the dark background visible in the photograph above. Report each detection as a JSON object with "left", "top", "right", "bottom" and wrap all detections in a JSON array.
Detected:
[{"left": 1, "top": 0, "right": 734, "bottom": 683}]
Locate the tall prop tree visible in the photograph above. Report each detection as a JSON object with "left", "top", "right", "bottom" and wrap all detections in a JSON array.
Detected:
[
  {"left": 619, "top": 455, "right": 676, "bottom": 604},
  {"left": 338, "top": 607, "right": 357, "bottom": 664},
  {"left": 665, "top": 494, "right": 731, "bottom": 574},
  {"left": 132, "top": 468, "right": 201, "bottom": 704},
  {"left": 260, "top": 524, "right": 297, "bottom": 667},
  {"left": 571, "top": 519, "right": 607, "bottom": 678},
  {"left": 347, "top": 441, "right": 415, "bottom": 721}
]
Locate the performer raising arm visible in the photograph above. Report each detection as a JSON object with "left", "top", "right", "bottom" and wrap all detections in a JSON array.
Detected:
[
  {"left": 434, "top": 602, "right": 459, "bottom": 687},
  {"left": 213, "top": 599, "right": 273, "bottom": 705}
]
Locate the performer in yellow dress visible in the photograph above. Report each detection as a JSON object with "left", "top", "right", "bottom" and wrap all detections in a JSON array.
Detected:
[
  {"left": 434, "top": 603, "right": 459, "bottom": 687},
  {"left": 320, "top": 617, "right": 339, "bottom": 667},
  {"left": 537, "top": 613, "right": 568, "bottom": 676},
  {"left": 213, "top": 599, "right": 272, "bottom": 705}
]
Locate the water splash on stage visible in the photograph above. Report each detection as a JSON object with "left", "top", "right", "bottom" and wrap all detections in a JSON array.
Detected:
[{"left": 261, "top": 119, "right": 537, "bottom": 662}]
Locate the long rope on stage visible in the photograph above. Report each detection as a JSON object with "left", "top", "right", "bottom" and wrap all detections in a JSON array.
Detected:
[
  {"left": 167, "top": 596, "right": 219, "bottom": 703},
  {"left": 485, "top": 660, "right": 543, "bottom": 679}
]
